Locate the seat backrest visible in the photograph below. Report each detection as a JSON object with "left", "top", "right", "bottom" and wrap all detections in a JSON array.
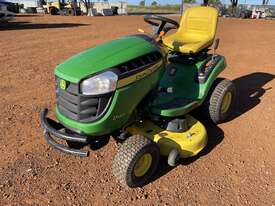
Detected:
[{"left": 178, "top": 6, "right": 218, "bottom": 40}]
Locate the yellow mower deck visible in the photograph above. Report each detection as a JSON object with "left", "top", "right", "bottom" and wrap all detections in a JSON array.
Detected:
[{"left": 126, "top": 115, "right": 207, "bottom": 158}]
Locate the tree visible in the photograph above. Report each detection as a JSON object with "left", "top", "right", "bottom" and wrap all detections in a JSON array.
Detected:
[
  {"left": 208, "top": 0, "right": 222, "bottom": 6},
  {"left": 230, "top": 0, "right": 238, "bottom": 16},
  {"left": 139, "top": 0, "right": 145, "bottom": 6},
  {"left": 203, "top": 0, "right": 209, "bottom": 6},
  {"left": 80, "top": 0, "right": 91, "bottom": 14},
  {"left": 230, "top": 0, "right": 238, "bottom": 8},
  {"left": 151, "top": 1, "right": 158, "bottom": 6},
  {"left": 183, "top": 0, "right": 196, "bottom": 3}
]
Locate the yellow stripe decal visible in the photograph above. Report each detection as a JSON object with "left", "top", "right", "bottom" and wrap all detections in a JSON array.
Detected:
[{"left": 117, "top": 60, "right": 163, "bottom": 88}]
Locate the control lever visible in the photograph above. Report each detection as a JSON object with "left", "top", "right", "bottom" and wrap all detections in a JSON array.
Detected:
[
  {"left": 212, "top": 38, "right": 220, "bottom": 61},
  {"left": 138, "top": 28, "right": 164, "bottom": 41}
]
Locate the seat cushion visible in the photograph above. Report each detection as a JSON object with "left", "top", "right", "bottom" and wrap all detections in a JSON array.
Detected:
[
  {"left": 162, "top": 6, "right": 218, "bottom": 54},
  {"left": 163, "top": 32, "right": 213, "bottom": 54}
]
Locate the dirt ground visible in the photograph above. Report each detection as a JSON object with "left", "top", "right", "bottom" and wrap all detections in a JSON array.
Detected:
[{"left": 0, "top": 14, "right": 274, "bottom": 206}]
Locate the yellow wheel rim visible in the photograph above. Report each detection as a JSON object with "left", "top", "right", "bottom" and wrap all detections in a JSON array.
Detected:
[
  {"left": 134, "top": 153, "right": 152, "bottom": 177},
  {"left": 221, "top": 92, "right": 232, "bottom": 114}
]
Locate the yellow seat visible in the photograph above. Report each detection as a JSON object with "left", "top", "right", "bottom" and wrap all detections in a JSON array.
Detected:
[{"left": 163, "top": 6, "right": 218, "bottom": 54}]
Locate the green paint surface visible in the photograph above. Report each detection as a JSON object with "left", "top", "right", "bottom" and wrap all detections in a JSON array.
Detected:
[
  {"left": 149, "top": 56, "right": 226, "bottom": 117},
  {"left": 56, "top": 65, "right": 165, "bottom": 136},
  {"left": 55, "top": 36, "right": 158, "bottom": 83},
  {"left": 53, "top": 34, "right": 226, "bottom": 135}
]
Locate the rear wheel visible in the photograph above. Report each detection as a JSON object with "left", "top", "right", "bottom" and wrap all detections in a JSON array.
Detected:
[
  {"left": 66, "top": 9, "right": 74, "bottom": 16},
  {"left": 112, "top": 135, "right": 160, "bottom": 187},
  {"left": 49, "top": 7, "right": 58, "bottom": 15},
  {"left": 202, "top": 78, "right": 236, "bottom": 124}
]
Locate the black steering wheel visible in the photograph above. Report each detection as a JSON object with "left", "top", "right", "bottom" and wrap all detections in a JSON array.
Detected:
[{"left": 144, "top": 15, "right": 179, "bottom": 35}]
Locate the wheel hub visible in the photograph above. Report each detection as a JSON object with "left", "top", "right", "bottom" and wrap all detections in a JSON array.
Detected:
[
  {"left": 134, "top": 153, "right": 152, "bottom": 177},
  {"left": 221, "top": 91, "right": 232, "bottom": 113}
]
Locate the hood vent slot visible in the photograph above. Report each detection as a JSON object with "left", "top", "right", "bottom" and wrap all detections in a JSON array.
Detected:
[{"left": 117, "top": 51, "right": 162, "bottom": 78}]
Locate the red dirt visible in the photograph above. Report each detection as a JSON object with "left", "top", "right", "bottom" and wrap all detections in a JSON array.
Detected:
[{"left": 0, "top": 15, "right": 274, "bottom": 206}]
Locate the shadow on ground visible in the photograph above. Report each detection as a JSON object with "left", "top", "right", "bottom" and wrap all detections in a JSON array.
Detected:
[
  {"left": 229, "top": 72, "right": 274, "bottom": 120},
  {"left": 0, "top": 21, "right": 88, "bottom": 31},
  {"left": 16, "top": 14, "right": 42, "bottom": 17},
  {"left": 149, "top": 72, "right": 274, "bottom": 185}
]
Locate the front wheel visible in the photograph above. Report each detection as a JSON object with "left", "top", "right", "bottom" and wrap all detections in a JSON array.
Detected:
[
  {"left": 202, "top": 78, "right": 236, "bottom": 124},
  {"left": 112, "top": 135, "right": 160, "bottom": 187}
]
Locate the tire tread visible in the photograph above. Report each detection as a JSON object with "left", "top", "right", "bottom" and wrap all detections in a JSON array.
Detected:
[{"left": 112, "top": 135, "right": 158, "bottom": 187}]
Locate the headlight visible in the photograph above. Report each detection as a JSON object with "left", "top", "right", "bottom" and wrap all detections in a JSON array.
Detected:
[{"left": 80, "top": 71, "right": 118, "bottom": 95}]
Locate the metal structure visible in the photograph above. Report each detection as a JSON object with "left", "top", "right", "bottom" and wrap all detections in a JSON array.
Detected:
[
  {"left": 44, "top": 0, "right": 80, "bottom": 15},
  {"left": 0, "top": 2, "right": 15, "bottom": 22}
]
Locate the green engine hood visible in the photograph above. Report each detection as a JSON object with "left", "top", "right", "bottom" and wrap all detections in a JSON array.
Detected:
[{"left": 55, "top": 36, "right": 159, "bottom": 83}]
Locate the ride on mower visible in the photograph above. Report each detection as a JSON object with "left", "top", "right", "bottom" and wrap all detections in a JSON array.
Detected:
[{"left": 40, "top": 6, "right": 236, "bottom": 187}]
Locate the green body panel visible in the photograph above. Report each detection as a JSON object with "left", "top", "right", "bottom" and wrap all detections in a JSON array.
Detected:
[
  {"left": 149, "top": 56, "right": 226, "bottom": 117},
  {"left": 55, "top": 36, "right": 159, "bottom": 83},
  {"left": 198, "top": 56, "right": 226, "bottom": 99},
  {"left": 56, "top": 66, "right": 165, "bottom": 135},
  {"left": 52, "top": 33, "right": 227, "bottom": 136}
]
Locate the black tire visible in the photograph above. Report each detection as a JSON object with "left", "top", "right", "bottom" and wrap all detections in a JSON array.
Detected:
[
  {"left": 66, "top": 9, "right": 74, "bottom": 16},
  {"left": 112, "top": 135, "right": 160, "bottom": 188},
  {"left": 168, "top": 148, "right": 180, "bottom": 167},
  {"left": 50, "top": 8, "right": 58, "bottom": 15},
  {"left": 202, "top": 78, "right": 236, "bottom": 124}
]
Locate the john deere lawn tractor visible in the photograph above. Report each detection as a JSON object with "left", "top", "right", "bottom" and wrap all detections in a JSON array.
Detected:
[{"left": 41, "top": 6, "right": 236, "bottom": 187}]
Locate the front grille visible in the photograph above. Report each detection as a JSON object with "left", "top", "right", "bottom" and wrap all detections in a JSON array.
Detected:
[{"left": 56, "top": 78, "right": 112, "bottom": 123}]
